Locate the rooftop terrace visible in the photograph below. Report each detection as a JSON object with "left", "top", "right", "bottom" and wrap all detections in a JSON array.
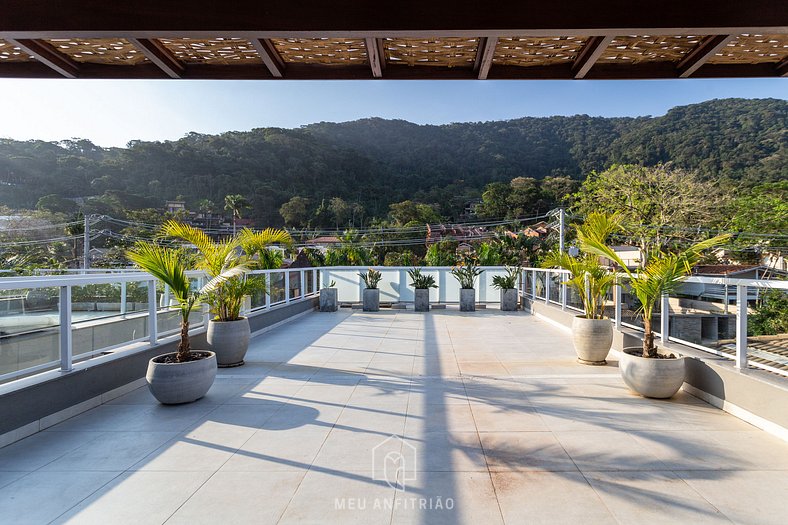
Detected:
[{"left": 1, "top": 308, "right": 786, "bottom": 524}]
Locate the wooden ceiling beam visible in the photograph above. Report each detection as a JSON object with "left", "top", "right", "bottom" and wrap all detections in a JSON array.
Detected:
[
  {"left": 127, "top": 38, "right": 184, "bottom": 78},
  {"left": 474, "top": 36, "right": 498, "bottom": 79},
  {"left": 571, "top": 36, "right": 613, "bottom": 79},
  {"left": 250, "top": 38, "right": 285, "bottom": 78},
  {"left": 365, "top": 37, "right": 385, "bottom": 78},
  {"left": 676, "top": 34, "right": 735, "bottom": 77},
  {"left": 6, "top": 38, "right": 79, "bottom": 78},
  {"left": 776, "top": 57, "right": 788, "bottom": 77}
]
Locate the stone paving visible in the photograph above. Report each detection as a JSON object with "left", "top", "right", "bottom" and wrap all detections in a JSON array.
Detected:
[{"left": 1, "top": 309, "right": 787, "bottom": 524}]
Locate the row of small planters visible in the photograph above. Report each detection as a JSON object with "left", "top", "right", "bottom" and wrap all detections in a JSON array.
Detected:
[{"left": 318, "top": 266, "right": 521, "bottom": 313}]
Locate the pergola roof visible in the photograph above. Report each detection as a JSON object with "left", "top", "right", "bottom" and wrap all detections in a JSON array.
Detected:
[{"left": 1, "top": 1, "right": 787, "bottom": 80}]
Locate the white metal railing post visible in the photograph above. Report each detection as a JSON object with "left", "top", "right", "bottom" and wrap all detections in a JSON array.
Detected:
[
  {"left": 660, "top": 293, "right": 670, "bottom": 342},
  {"left": 544, "top": 270, "right": 550, "bottom": 304},
  {"left": 265, "top": 272, "right": 271, "bottom": 308},
  {"left": 59, "top": 285, "right": 73, "bottom": 372},
  {"left": 120, "top": 281, "right": 127, "bottom": 315},
  {"left": 736, "top": 284, "right": 748, "bottom": 369},
  {"left": 148, "top": 279, "right": 158, "bottom": 345},
  {"left": 614, "top": 282, "right": 622, "bottom": 330},
  {"left": 313, "top": 269, "right": 318, "bottom": 295},
  {"left": 560, "top": 274, "right": 567, "bottom": 311},
  {"left": 299, "top": 269, "right": 305, "bottom": 300},
  {"left": 285, "top": 271, "right": 291, "bottom": 304},
  {"left": 163, "top": 284, "right": 170, "bottom": 308},
  {"left": 531, "top": 269, "right": 537, "bottom": 299}
]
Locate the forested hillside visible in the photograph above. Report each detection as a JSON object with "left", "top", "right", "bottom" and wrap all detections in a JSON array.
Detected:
[{"left": 0, "top": 98, "right": 784, "bottom": 225}]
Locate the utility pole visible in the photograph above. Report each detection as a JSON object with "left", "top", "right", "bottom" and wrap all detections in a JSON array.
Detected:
[
  {"left": 83, "top": 214, "right": 90, "bottom": 271},
  {"left": 558, "top": 207, "right": 565, "bottom": 254}
]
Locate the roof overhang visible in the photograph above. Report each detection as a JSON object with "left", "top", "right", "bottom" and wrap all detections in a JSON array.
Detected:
[{"left": 1, "top": 1, "right": 786, "bottom": 80}]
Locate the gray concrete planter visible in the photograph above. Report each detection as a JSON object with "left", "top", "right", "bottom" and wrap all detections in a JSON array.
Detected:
[
  {"left": 207, "top": 317, "right": 250, "bottom": 368},
  {"left": 414, "top": 289, "right": 430, "bottom": 312},
  {"left": 146, "top": 351, "right": 217, "bottom": 405},
  {"left": 571, "top": 316, "right": 613, "bottom": 365},
  {"left": 500, "top": 289, "right": 519, "bottom": 311},
  {"left": 320, "top": 288, "right": 338, "bottom": 312},
  {"left": 620, "top": 346, "right": 686, "bottom": 399},
  {"left": 363, "top": 288, "right": 380, "bottom": 312},
  {"left": 459, "top": 288, "right": 476, "bottom": 312}
]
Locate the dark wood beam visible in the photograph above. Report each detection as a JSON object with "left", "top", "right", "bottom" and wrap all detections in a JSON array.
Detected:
[
  {"left": 1, "top": 1, "right": 787, "bottom": 37},
  {"left": 127, "top": 38, "right": 184, "bottom": 78},
  {"left": 250, "top": 38, "right": 285, "bottom": 78},
  {"left": 364, "top": 37, "right": 384, "bottom": 78},
  {"left": 474, "top": 37, "right": 498, "bottom": 79},
  {"left": 676, "top": 34, "right": 735, "bottom": 77},
  {"left": 776, "top": 57, "right": 788, "bottom": 77},
  {"left": 571, "top": 36, "right": 613, "bottom": 79},
  {"left": 6, "top": 39, "right": 79, "bottom": 78}
]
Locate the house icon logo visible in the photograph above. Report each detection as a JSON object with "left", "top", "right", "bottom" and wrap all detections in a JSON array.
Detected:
[{"left": 371, "top": 435, "right": 417, "bottom": 489}]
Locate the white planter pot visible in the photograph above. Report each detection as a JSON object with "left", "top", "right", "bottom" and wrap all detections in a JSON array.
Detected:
[
  {"left": 146, "top": 351, "right": 217, "bottom": 405},
  {"left": 571, "top": 316, "right": 613, "bottom": 365},
  {"left": 363, "top": 288, "right": 380, "bottom": 312},
  {"left": 619, "top": 346, "right": 686, "bottom": 399},
  {"left": 459, "top": 289, "right": 475, "bottom": 312},
  {"left": 207, "top": 317, "right": 250, "bottom": 367}
]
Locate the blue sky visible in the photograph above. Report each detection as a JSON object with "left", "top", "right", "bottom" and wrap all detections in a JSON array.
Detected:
[{"left": 0, "top": 78, "right": 785, "bottom": 147}]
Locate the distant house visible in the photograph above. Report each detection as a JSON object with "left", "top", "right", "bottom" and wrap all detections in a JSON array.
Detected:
[
  {"left": 426, "top": 224, "right": 487, "bottom": 245},
  {"left": 165, "top": 200, "right": 186, "bottom": 214},
  {"left": 305, "top": 236, "right": 342, "bottom": 253},
  {"left": 600, "top": 245, "right": 642, "bottom": 269},
  {"left": 506, "top": 221, "right": 550, "bottom": 239}
]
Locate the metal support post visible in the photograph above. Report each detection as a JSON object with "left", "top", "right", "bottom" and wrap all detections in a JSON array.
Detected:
[
  {"left": 660, "top": 293, "right": 670, "bottom": 342},
  {"left": 558, "top": 208, "right": 565, "bottom": 254},
  {"left": 735, "top": 285, "right": 748, "bottom": 369},
  {"left": 148, "top": 279, "right": 158, "bottom": 345},
  {"left": 120, "top": 281, "right": 127, "bottom": 315},
  {"left": 285, "top": 271, "right": 291, "bottom": 303},
  {"left": 265, "top": 273, "right": 271, "bottom": 308},
  {"left": 83, "top": 214, "right": 90, "bottom": 271},
  {"left": 59, "top": 286, "right": 73, "bottom": 372},
  {"left": 614, "top": 283, "right": 622, "bottom": 330}
]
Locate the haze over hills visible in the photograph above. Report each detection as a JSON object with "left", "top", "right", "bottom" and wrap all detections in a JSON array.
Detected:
[{"left": 0, "top": 98, "right": 785, "bottom": 225}]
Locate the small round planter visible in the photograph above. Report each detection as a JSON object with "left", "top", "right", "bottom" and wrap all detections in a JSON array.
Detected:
[
  {"left": 146, "top": 351, "right": 217, "bottom": 405},
  {"left": 500, "top": 288, "right": 519, "bottom": 311},
  {"left": 363, "top": 288, "right": 380, "bottom": 312},
  {"left": 571, "top": 316, "right": 613, "bottom": 365},
  {"left": 207, "top": 317, "right": 250, "bottom": 367},
  {"left": 619, "top": 346, "right": 686, "bottom": 399},
  {"left": 414, "top": 288, "right": 430, "bottom": 312},
  {"left": 459, "top": 288, "right": 476, "bottom": 312}
]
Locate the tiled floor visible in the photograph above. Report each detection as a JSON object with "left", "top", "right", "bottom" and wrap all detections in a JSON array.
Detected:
[{"left": 1, "top": 309, "right": 787, "bottom": 524}]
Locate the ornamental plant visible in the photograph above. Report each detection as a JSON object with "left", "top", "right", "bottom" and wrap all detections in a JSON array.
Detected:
[
  {"left": 451, "top": 260, "right": 483, "bottom": 290},
  {"left": 407, "top": 268, "right": 438, "bottom": 289},
  {"left": 359, "top": 268, "right": 383, "bottom": 289},
  {"left": 491, "top": 266, "right": 521, "bottom": 290}
]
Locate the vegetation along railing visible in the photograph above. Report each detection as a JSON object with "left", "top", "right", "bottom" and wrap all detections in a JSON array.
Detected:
[
  {"left": 0, "top": 268, "right": 320, "bottom": 386},
  {"left": 521, "top": 267, "right": 788, "bottom": 378}
]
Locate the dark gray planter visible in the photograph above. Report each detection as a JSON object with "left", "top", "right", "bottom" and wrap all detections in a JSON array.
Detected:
[
  {"left": 319, "top": 288, "right": 338, "bottom": 312},
  {"left": 363, "top": 288, "right": 380, "bottom": 312},
  {"left": 459, "top": 288, "right": 475, "bottom": 312},
  {"left": 414, "top": 288, "right": 430, "bottom": 312},
  {"left": 146, "top": 351, "right": 217, "bottom": 405},
  {"left": 207, "top": 317, "right": 250, "bottom": 367},
  {"left": 500, "top": 288, "right": 518, "bottom": 311},
  {"left": 620, "top": 346, "right": 685, "bottom": 398},
  {"left": 571, "top": 316, "right": 613, "bottom": 365}
]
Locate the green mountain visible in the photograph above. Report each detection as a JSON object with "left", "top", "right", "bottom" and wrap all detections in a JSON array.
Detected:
[{"left": 0, "top": 98, "right": 785, "bottom": 225}]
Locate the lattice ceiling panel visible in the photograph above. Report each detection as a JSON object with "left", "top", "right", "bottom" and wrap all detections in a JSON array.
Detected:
[
  {"left": 0, "top": 39, "right": 33, "bottom": 61},
  {"left": 493, "top": 37, "right": 587, "bottom": 67},
  {"left": 158, "top": 38, "right": 261, "bottom": 65},
  {"left": 384, "top": 38, "right": 479, "bottom": 67},
  {"left": 707, "top": 34, "right": 788, "bottom": 64},
  {"left": 600, "top": 35, "right": 702, "bottom": 63},
  {"left": 271, "top": 38, "right": 367, "bottom": 65},
  {"left": 45, "top": 38, "right": 148, "bottom": 65}
]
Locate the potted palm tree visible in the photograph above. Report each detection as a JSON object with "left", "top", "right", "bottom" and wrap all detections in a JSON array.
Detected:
[
  {"left": 491, "top": 266, "right": 521, "bottom": 312},
  {"left": 408, "top": 268, "right": 437, "bottom": 312},
  {"left": 452, "top": 260, "right": 483, "bottom": 312},
  {"left": 126, "top": 242, "right": 242, "bottom": 404},
  {"left": 160, "top": 221, "right": 292, "bottom": 367},
  {"left": 581, "top": 227, "right": 730, "bottom": 397},
  {"left": 543, "top": 213, "right": 620, "bottom": 365},
  {"left": 359, "top": 268, "right": 382, "bottom": 311}
]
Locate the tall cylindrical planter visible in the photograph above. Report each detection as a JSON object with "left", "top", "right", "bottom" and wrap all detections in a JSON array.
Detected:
[
  {"left": 207, "top": 317, "right": 250, "bottom": 368},
  {"left": 414, "top": 288, "right": 430, "bottom": 312},
  {"left": 320, "top": 288, "right": 338, "bottom": 312},
  {"left": 571, "top": 316, "right": 613, "bottom": 365},
  {"left": 363, "top": 288, "right": 380, "bottom": 312},
  {"left": 146, "top": 351, "right": 217, "bottom": 405},
  {"left": 500, "top": 289, "right": 518, "bottom": 311},
  {"left": 459, "top": 288, "right": 475, "bottom": 312},
  {"left": 620, "top": 347, "right": 685, "bottom": 399}
]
